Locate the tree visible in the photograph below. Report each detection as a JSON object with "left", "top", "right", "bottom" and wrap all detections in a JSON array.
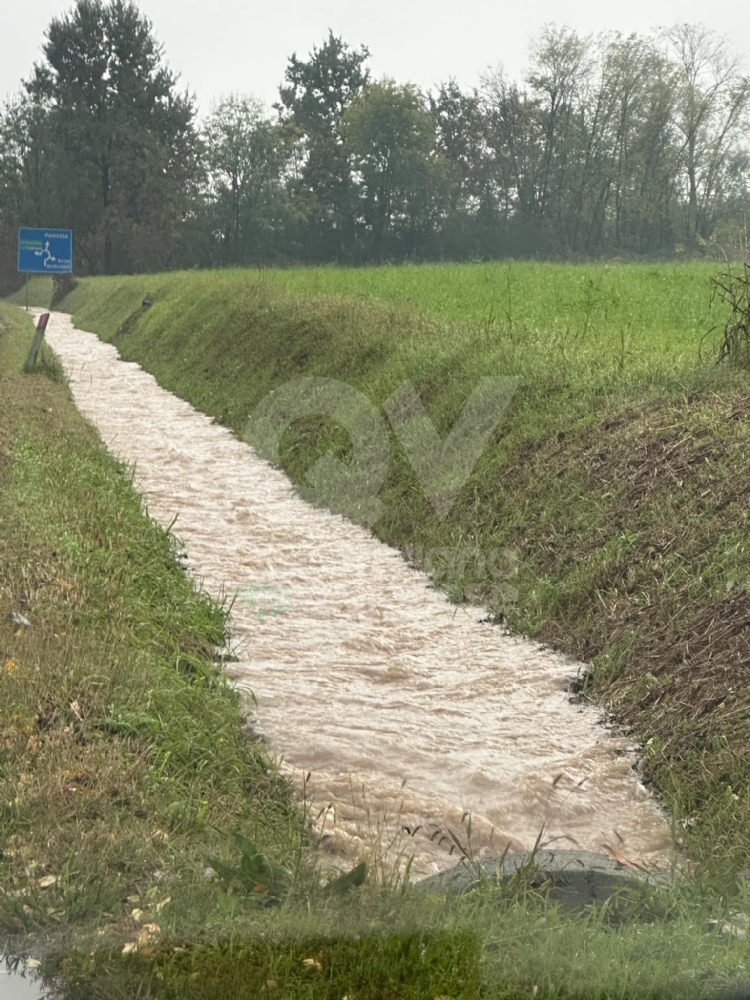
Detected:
[
  {"left": 429, "top": 81, "right": 496, "bottom": 256},
  {"left": 278, "top": 31, "right": 370, "bottom": 259},
  {"left": 204, "top": 95, "right": 292, "bottom": 265},
  {"left": 3, "top": 13, "right": 749, "bottom": 270},
  {"left": 599, "top": 34, "right": 680, "bottom": 254},
  {"left": 344, "top": 80, "right": 449, "bottom": 257},
  {"left": 664, "top": 24, "right": 750, "bottom": 243},
  {"left": 26, "top": 0, "right": 199, "bottom": 274},
  {"left": 0, "top": 96, "right": 59, "bottom": 231}
]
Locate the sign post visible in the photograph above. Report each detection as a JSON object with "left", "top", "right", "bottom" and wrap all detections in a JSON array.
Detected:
[{"left": 17, "top": 228, "right": 73, "bottom": 310}]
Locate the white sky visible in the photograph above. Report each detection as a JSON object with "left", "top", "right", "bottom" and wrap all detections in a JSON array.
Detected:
[{"left": 1, "top": 0, "right": 748, "bottom": 112}]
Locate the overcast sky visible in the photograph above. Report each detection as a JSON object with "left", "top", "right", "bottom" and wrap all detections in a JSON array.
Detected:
[{"left": 1, "top": 0, "right": 748, "bottom": 113}]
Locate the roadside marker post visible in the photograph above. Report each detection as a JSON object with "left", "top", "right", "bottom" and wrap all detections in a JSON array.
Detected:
[
  {"left": 24, "top": 313, "right": 51, "bottom": 374},
  {"left": 17, "top": 227, "right": 73, "bottom": 311}
]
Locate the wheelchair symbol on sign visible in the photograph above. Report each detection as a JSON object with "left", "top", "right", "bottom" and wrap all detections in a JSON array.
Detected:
[{"left": 34, "top": 242, "right": 56, "bottom": 268}]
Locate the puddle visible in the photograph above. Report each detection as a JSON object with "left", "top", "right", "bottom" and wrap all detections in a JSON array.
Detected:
[
  {"left": 43, "top": 310, "right": 675, "bottom": 878},
  {"left": 0, "top": 960, "right": 46, "bottom": 999}
]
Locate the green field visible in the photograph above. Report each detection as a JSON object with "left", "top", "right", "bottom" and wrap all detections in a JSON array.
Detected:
[
  {"left": 269, "top": 259, "right": 721, "bottom": 360},
  {"left": 8, "top": 261, "right": 750, "bottom": 997}
]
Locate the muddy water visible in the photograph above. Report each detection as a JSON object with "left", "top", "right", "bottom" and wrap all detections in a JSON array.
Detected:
[{"left": 43, "top": 311, "right": 673, "bottom": 877}]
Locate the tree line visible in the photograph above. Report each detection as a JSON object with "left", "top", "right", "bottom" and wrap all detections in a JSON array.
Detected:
[{"left": 1, "top": 0, "right": 749, "bottom": 288}]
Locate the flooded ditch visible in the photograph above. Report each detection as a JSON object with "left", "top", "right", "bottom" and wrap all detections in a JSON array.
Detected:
[{"left": 42, "top": 310, "right": 674, "bottom": 878}]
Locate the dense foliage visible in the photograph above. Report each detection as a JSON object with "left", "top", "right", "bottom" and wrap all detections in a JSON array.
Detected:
[{"left": 1, "top": 1, "right": 749, "bottom": 286}]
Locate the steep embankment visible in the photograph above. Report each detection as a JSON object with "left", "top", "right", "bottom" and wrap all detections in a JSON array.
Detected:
[{"left": 22, "top": 265, "right": 750, "bottom": 873}]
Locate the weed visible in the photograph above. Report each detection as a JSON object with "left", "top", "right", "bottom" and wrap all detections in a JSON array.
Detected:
[{"left": 712, "top": 263, "right": 750, "bottom": 367}]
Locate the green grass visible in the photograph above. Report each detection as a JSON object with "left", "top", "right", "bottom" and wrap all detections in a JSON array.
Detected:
[
  {"left": 47, "top": 884, "right": 750, "bottom": 1000},
  {"left": 13, "top": 260, "right": 724, "bottom": 386},
  {"left": 268, "top": 259, "right": 721, "bottom": 361},
  {"left": 9, "top": 266, "right": 750, "bottom": 997},
  {"left": 9, "top": 276, "right": 55, "bottom": 310}
]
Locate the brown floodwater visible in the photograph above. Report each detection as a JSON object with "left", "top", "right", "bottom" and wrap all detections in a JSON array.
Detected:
[{"left": 43, "top": 310, "right": 674, "bottom": 878}]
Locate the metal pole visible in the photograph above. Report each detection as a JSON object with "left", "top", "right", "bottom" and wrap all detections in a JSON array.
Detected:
[{"left": 25, "top": 274, "right": 29, "bottom": 312}]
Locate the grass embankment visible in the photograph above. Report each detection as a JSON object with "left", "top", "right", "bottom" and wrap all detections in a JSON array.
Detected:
[
  {"left": 24, "top": 261, "right": 750, "bottom": 878},
  {"left": 11, "top": 277, "right": 54, "bottom": 311}
]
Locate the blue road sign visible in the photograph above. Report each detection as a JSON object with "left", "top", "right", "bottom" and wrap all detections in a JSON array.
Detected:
[{"left": 18, "top": 228, "right": 73, "bottom": 274}]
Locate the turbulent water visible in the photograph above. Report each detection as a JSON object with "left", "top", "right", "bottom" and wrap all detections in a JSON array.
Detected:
[{"left": 43, "top": 310, "right": 673, "bottom": 878}]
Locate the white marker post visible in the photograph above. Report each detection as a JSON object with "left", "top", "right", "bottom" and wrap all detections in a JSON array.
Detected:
[{"left": 23, "top": 312, "right": 51, "bottom": 374}]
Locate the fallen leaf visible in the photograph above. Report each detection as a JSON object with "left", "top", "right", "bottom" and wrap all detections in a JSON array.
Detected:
[
  {"left": 302, "top": 958, "right": 322, "bottom": 969},
  {"left": 155, "top": 896, "right": 172, "bottom": 913},
  {"left": 38, "top": 875, "right": 57, "bottom": 888},
  {"left": 122, "top": 942, "right": 137, "bottom": 955},
  {"left": 131, "top": 908, "right": 144, "bottom": 923}
]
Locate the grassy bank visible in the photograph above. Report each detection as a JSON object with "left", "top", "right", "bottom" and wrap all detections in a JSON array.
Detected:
[{"left": 21, "top": 261, "right": 750, "bottom": 875}]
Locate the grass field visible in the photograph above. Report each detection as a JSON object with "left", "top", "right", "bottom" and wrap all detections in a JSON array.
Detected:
[
  {"left": 9, "top": 263, "right": 750, "bottom": 997},
  {"left": 269, "top": 259, "right": 721, "bottom": 359}
]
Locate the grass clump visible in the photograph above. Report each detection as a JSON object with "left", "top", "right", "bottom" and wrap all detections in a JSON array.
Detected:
[{"left": 712, "top": 263, "right": 750, "bottom": 368}]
